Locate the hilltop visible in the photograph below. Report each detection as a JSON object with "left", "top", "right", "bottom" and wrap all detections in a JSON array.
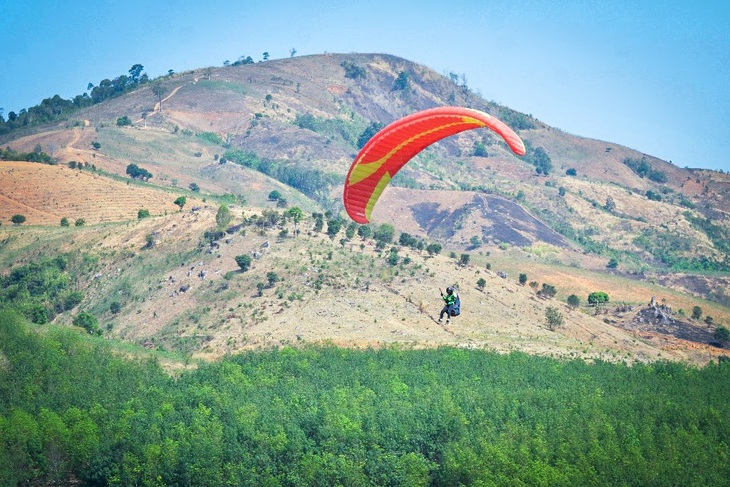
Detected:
[{"left": 0, "top": 53, "right": 728, "bottom": 365}]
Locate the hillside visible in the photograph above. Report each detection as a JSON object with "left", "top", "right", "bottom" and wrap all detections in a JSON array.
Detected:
[{"left": 1, "top": 53, "right": 728, "bottom": 364}]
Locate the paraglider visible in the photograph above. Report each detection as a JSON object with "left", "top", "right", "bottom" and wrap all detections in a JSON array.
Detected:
[{"left": 343, "top": 106, "right": 526, "bottom": 224}]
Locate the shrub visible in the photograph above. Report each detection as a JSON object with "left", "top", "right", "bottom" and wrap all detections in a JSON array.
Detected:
[
  {"left": 60, "top": 217, "right": 70, "bottom": 227},
  {"left": 567, "top": 294, "right": 580, "bottom": 309},
  {"left": 519, "top": 273, "right": 528, "bottom": 285},
  {"left": 137, "top": 209, "right": 150, "bottom": 219},
  {"left": 477, "top": 278, "right": 487, "bottom": 291}
]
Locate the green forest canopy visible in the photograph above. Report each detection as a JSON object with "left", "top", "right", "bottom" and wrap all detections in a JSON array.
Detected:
[{"left": 1, "top": 310, "right": 729, "bottom": 486}]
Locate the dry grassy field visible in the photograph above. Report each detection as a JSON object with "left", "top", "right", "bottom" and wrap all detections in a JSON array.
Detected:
[{"left": 0, "top": 161, "right": 190, "bottom": 225}]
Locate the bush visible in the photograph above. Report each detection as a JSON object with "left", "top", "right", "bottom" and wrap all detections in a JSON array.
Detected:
[
  {"left": 60, "top": 217, "right": 70, "bottom": 227},
  {"left": 116, "top": 116, "right": 132, "bottom": 126},
  {"left": 477, "top": 278, "right": 486, "bottom": 291},
  {"left": 519, "top": 273, "right": 528, "bottom": 285},
  {"left": 567, "top": 294, "right": 580, "bottom": 309},
  {"left": 137, "top": 209, "right": 150, "bottom": 219}
]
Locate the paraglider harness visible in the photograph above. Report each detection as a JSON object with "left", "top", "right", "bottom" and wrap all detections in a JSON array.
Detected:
[{"left": 441, "top": 288, "right": 461, "bottom": 317}]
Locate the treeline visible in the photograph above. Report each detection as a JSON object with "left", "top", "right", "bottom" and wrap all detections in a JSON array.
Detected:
[
  {"left": 223, "top": 149, "right": 340, "bottom": 207},
  {"left": 0, "top": 145, "right": 54, "bottom": 164},
  {"left": 0, "top": 64, "right": 150, "bottom": 136},
  {"left": 2, "top": 311, "right": 729, "bottom": 486}
]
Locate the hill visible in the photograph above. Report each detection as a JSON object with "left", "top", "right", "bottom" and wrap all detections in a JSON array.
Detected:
[{"left": 1, "top": 53, "right": 728, "bottom": 365}]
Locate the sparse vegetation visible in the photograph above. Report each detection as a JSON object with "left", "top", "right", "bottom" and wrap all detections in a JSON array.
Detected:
[{"left": 623, "top": 157, "right": 667, "bottom": 183}]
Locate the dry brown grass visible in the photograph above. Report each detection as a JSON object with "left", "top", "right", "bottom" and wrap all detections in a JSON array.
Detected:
[{"left": 0, "top": 161, "right": 186, "bottom": 225}]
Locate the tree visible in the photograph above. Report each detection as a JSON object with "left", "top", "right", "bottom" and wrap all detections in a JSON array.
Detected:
[
  {"left": 715, "top": 326, "right": 730, "bottom": 344},
  {"left": 426, "top": 243, "right": 442, "bottom": 255},
  {"left": 151, "top": 82, "right": 165, "bottom": 111},
  {"left": 287, "top": 207, "right": 303, "bottom": 237},
  {"left": 73, "top": 311, "right": 100, "bottom": 335},
  {"left": 357, "top": 224, "right": 372, "bottom": 239},
  {"left": 518, "top": 273, "right": 528, "bottom": 286},
  {"left": 326, "top": 218, "right": 343, "bottom": 239},
  {"left": 473, "top": 141, "right": 488, "bottom": 157},
  {"left": 11, "top": 214, "right": 26, "bottom": 225},
  {"left": 538, "top": 283, "right": 557, "bottom": 298},
  {"left": 477, "top": 278, "right": 487, "bottom": 291},
  {"left": 566, "top": 168, "right": 577, "bottom": 176},
  {"left": 189, "top": 182, "right": 200, "bottom": 192},
  {"left": 235, "top": 255, "right": 252, "bottom": 272},
  {"left": 588, "top": 291, "right": 609, "bottom": 306},
  {"left": 60, "top": 217, "right": 69, "bottom": 227},
  {"left": 459, "top": 253, "right": 471, "bottom": 266},
  {"left": 545, "top": 306, "right": 564, "bottom": 330},
  {"left": 374, "top": 223, "right": 395, "bottom": 244},
  {"left": 691, "top": 306, "right": 703, "bottom": 320},
  {"left": 393, "top": 71, "right": 409, "bottom": 91},
  {"left": 128, "top": 64, "right": 144, "bottom": 83},
  {"left": 266, "top": 272, "right": 279, "bottom": 287},
  {"left": 174, "top": 196, "right": 186, "bottom": 210},
  {"left": 137, "top": 209, "right": 150, "bottom": 219},
  {"left": 607, "top": 257, "right": 618, "bottom": 269},
  {"left": 126, "top": 163, "right": 152, "bottom": 181},
  {"left": 605, "top": 196, "right": 616, "bottom": 213},
  {"left": 357, "top": 122, "right": 384, "bottom": 149},
  {"left": 74, "top": 218, "right": 85, "bottom": 227},
  {"left": 216, "top": 204, "right": 232, "bottom": 229},
  {"left": 116, "top": 116, "right": 132, "bottom": 126},
  {"left": 567, "top": 294, "right": 580, "bottom": 309},
  {"left": 268, "top": 190, "right": 282, "bottom": 201}
]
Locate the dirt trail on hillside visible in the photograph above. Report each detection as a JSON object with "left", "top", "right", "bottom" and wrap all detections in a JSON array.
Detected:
[{"left": 134, "top": 84, "right": 186, "bottom": 124}]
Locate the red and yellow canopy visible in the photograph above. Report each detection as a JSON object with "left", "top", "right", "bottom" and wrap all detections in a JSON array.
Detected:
[{"left": 343, "top": 106, "right": 526, "bottom": 223}]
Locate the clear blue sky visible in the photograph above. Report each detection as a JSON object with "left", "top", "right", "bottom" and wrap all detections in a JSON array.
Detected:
[{"left": 2, "top": 0, "right": 728, "bottom": 171}]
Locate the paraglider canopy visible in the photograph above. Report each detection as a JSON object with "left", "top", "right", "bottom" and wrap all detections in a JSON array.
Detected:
[{"left": 343, "top": 106, "right": 526, "bottom": 223}]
